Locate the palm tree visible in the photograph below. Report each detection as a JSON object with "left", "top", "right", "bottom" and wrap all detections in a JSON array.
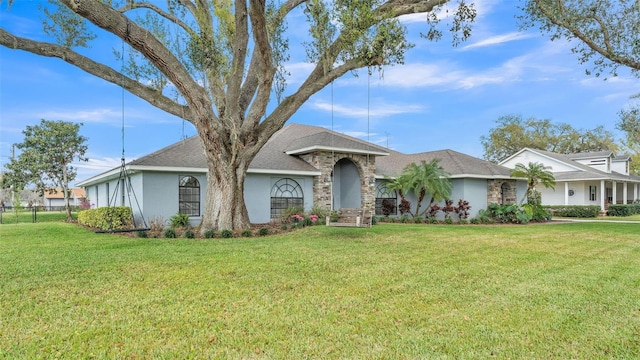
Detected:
[
  {"left": 510, "top": 162, "right": 556, "bottom": 205},
  {"left": 398, "top": 159, "right": 452, "bottom": 217}
]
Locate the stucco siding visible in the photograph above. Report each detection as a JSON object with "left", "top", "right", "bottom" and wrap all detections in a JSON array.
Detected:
[
  {"left": 141, "top": 172, "right": 206, "bottom": 227},
  {"left": 454, "top": 178, "right": 488, "bottom": 218},
  {"left": 246, "top": 174, "right": 315, "bottom": 224},
  {"left": 245, "top": 174, "right": 271, "bottom": 224}
]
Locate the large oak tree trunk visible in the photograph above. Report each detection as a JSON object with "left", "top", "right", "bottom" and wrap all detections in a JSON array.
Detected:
[
  {"left": 197, "top": 121, "right": 258, "bottom": 232},
  {"left": 201, "top": 160, "right": 251, "bottom": 231}
]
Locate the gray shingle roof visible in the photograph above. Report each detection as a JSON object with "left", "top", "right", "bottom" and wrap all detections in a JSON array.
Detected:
[
  {"left": 81, "top": 123, "right": 518, "bottom": 184},
  {"left": 376, "top": 149, "right": 512, "bottom": 178},
  {"left": 517, "top": 148, "right": 640, "bottom": 183},
  {"left": 128, "top": 136, "right": 208, "bottom": 168},
  {"left": 567, "top": 150, "right": 613, "bottom": 159}
]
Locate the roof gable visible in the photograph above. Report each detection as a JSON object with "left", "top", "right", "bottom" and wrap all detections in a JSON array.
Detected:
[{"left": 499, "top": 148, "right": 583, "bottom": 172}]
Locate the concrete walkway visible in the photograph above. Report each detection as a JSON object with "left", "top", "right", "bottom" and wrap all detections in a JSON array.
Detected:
[{"left": 553, "top": 218, "right": 640, "bottom": 224}]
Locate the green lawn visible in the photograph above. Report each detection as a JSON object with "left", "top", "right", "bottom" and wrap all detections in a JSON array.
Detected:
[
  {"left": 1, "top": 222, "right": 639, "bottom": 358},
  {"left": 0, "top": 210, "right": 76, "bottom": 224}
]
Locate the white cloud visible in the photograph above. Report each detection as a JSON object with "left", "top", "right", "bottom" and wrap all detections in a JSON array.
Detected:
[
  {"left": 285, "top": 62, "right": 316, "bottom": 85},
  {"left": 38, "top": 108, "right": 121, "bottom": 124},
  {"left": 400, "top": 0, "right": 496, "bottom": 24},
  {"left": 311, "top": 100, "right": 424, "bottom": 118},
  {"left": 461, "top": 32, "right": 536, "bottom": 50}
]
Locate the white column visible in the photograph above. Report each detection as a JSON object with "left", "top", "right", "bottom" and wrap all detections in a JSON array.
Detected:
[
  {"left": 623, "top": 182, "right": 628, "bottom": 204},
  {"left": 564, "top": 182, "right": 569, "bottom": 205},
  {"left": 612, "top": 181, "right": 617, "bottom": 205},
  {"left": 600, "top": 180, "right": 606, "bottom": 212}
]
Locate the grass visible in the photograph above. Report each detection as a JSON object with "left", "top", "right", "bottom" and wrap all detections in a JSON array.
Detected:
[
  {"left": 0, "top": 209, "right": 76, "bottom": 224},
  {"left": 555, "top": 214, "right": 640, "bottom": 222},
  {"left": 1, "top": 222, "right": 639, "bottom": 358}
]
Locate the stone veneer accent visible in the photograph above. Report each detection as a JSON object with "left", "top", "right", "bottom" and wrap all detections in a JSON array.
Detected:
[
  {"left": 487, "top": 179, "right": 517, "bottom": 205},
  {"left": 298, "top": 151, "right": 376, "bottom": 212}
]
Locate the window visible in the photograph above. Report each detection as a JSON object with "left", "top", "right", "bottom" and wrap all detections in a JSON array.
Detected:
[
  {"left": 589, "top": 185, "right": 597, "bottom": 201},
  {"left": 179, "top": 176, "right": 200, "bottom": 216},
  {"left": 270, "top": 178, "right": 303, "bottom": 219},
  {"left": 375, "top": 182, "right": 397, "bottom": 216}
]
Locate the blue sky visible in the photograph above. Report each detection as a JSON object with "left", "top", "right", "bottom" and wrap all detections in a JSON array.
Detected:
[{"left": 1, "top": 1, "right": 637, "bottom": 186}]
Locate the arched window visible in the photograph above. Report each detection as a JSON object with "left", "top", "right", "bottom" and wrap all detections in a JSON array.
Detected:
[
  {"left": 375, "top": 182, "right": 397, "bottom": 216},
  {"left": 270, "top": 178, "right": 304, "bottom": 219},
  {"left": 179, "top": 176, "right": 200, "bottom": 216}
]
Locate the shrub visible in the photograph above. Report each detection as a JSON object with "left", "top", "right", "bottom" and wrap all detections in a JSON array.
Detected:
[
  {"left": 427, "top": 204, "right": 441, "bottom": 219},
  {"left": 481, "top": 203, "right": 533, "bottom": 224},
  {"left": 170, "top": 212, "right": 190, "bottom": 228},
  {"left": 371, "top": 216, "right": 378, "bottom": 225},
  {"left": 398, "top": 198, "right": 411, "bottom": 215},
  {"left": 203, "top": 229, "right": 216, "bottom": 238},
  {"left": 136, "top": 230, "right": 148, "bottom": 238},
  {"left": 77, "top": 207, "right": 133, "bottom": 230},
  {"left": 469, "top": 217, "right": 480, "bottom": 224},
  {"left": 301, "top": 217, "right": 313, "bottom": 227},
  {"left": 529, "top": 204, "right": 550, "bottom": 222},
  {"left": 280, "top": 224, "right": 288, "bottom": 230},
  {"left": 516, "top": 210, "right": 532, "bottom": 224},
  {"left": 184, "top": 230, "right": 195, "bottom": 239},
  {"left": 413, "top": 216, "right": 424, "bottom": 224},
  {"left": 308, "top": 205, "right": 329, "bottom": 219},
  {"left": 258, "top": 228, "right": 269, "bottom": 236},
  {"left": 442, "top": 200, "right": 455, "bottom": 219},
  {"left": 444, "top": 217, "right": 454, "bottom": 224},
  {"left": 486, "top": 203, "right": 520, "bottom": 223},
  {"left": 607, "top": 204, "right": 640, "bottom": 217},
  {"left": 241, "top": 230, "right": 253, "bottom": 237},
  {"left": 164, "top": 228, "right": 177, "bottom": 238},
  {"left": 148, "top": 216, "right": 166, "bottom": 232},
  {"left": 381, "top": 199, "right": 396, "bottom": 217},
  {"left": 428, "top": 216, "right": 439, "bottom": 224},
  {"left": 280, "top": 207, "right": 305, "bottom": 224},
  {"left": 400, "top": 215, "right": 410, "bottom": 223},
  {"left": 459, "top": 218, "right": 468, "bottom": 225},
  {"left": 220, "top": 229, "right": 233, "bottom": 238},
  {"left": 455, "top": 199, "right": 471, "bottom": 220},
  {"left": 544, "top": 205, "right": 601, "bottom": 218}
]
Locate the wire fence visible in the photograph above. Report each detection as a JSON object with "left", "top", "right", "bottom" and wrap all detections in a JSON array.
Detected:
[{"left": 0, "top": 206, "right": 78, "bottom": 224}]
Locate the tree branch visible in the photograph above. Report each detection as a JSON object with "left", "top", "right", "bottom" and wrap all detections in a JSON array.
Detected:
[
  {"left": 0, "top": 28, "right": 191, "bottom": 120},
  {"left": 242, "top": 0, "right": 276, "bottom": 135},
  {"left": 59, "top": 0, "right": 217, "bottom": 129},
  {"left": 534, "top": 0, "right": 640, "bottom": 71},
  {"left": 226, "top": 0, "right": 250, "bottom": 125},
  {"left": 117, "top": 0, "right": 192, "bottom": 34}
]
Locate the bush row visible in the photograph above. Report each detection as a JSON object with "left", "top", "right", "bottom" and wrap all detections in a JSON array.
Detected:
[
  {"left": 78, "top": 207, "right": 133, "bottom": 230},
  {"left": 607, "top": 204, "right": 640, "bottom": 217},
  {"left": 544, "top": 205, "right": 601, "bottom": 218}
]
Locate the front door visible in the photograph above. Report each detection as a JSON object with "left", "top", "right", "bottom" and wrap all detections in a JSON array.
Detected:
[{"left": 332, "top": 158, "right": 361, "bottom": 209}]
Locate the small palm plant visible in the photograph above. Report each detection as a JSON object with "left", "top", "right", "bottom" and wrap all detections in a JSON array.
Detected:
[
  {"left": 510, "top": 162, "right": 556, "bottom": 205},
  {"left": 391, "top": 159, "right": 452, "bottom": 217}
]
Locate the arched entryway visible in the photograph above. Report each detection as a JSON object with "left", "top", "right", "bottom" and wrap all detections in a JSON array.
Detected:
[{"left": 332, "top": 158, "right": 362, "bottom": 209}]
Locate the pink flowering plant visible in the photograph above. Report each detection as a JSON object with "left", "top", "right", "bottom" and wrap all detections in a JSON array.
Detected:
[
  {"left": 79, "top": 198, "right": 94, "bottom": 211},
  {"left": 291, "top": 214, "right": 304, "bottom": 223}
]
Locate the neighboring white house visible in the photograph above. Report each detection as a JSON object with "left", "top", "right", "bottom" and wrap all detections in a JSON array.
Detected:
[
  {"left": 500, "top": 148, "right": 640, "bottom": 212},
  {"left": 44, "top": 188, "right": 86, "bottom": 208},
  {"left": 77, "top": 124, "right": 526, "bottom": 225}
]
